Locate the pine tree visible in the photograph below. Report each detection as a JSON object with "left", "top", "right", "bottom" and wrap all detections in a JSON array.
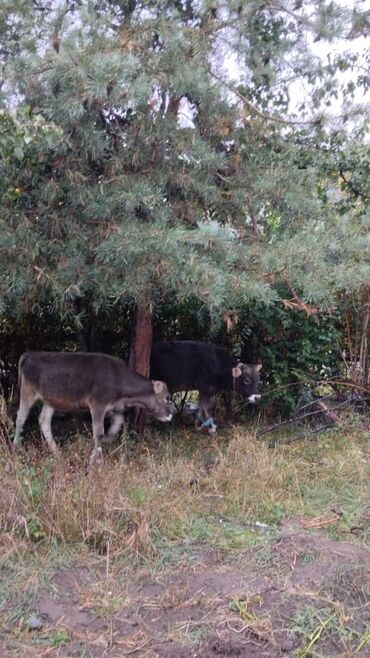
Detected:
[{"left": 0, "top": 0, "right": 368, "bottom": 376}]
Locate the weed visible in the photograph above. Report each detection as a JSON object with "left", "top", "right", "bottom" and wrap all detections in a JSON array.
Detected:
[
  {"left": 290, "top": 605, "right": 339, "bottom": 657},
  {"left": 289, "top": 602, "right": 370, "bottom": 658},
  {"left": 26, "top": 517, "right": 46, "bottom": 542},
  {"left": 290, "top": 605, "right": 334, "bottom": 638},
  {"left": 48, "top": 628, "right": 70, "bottom": 646},
  {"left": 95, "top": 592, "right": 125, "bottom": 618},
  {"left": 129, "top": 484, "right": 149, "bottom": 507},
  {"left": 356, "top": 626, "right": 370, "bottom": 653},
  {"left": 253, "top": 543, "right": 282, "bottom": 568},
  {"left": 185, "top": 624, "right": 210, "bottom": 644},
  {"left": 229, "top": 596, "right": 260, "bottom": 622},
  {"left": 255, "top": 500, "right": 286, "bottom": 524},
  {"left": 210, "top": 519, "right": 259, "bottom": 551},
  {"left": 300, "top": 551, "right": 316, "bottom": 565}
]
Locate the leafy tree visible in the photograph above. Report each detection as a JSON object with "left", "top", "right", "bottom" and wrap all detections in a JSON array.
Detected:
[{"left": 0, "top": 0, "right": 368, "bottom": 386}]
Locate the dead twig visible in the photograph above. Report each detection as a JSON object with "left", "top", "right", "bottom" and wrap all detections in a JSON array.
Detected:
[
  {"left": 265, "top": 379, "right": 370, "bottom": 397},
  {"left": 300, "top": 513, "right": 341, "bottom": 529}
]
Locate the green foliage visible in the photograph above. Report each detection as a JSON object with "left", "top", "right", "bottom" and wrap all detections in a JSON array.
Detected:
[
  {"left": 151, "top": 292, "right": 349, "bottom": 417},
  {"left": 0, "top": 0, "right": 368, "bottom": 412},
  {"left": 0, "top": 0, "right": 368, "bottom": 318},
  {"left": 239, "top": 300, "right": 343, "bottom": 414}
]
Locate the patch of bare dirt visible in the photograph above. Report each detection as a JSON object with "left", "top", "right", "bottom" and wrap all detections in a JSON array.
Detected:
[{"left": 2, "top": 532, "right": 370, "bottom": 657}]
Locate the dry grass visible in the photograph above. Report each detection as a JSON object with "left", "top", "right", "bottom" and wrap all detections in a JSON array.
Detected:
[
  {"left": 0, "top": 398, "right": 369, "bottom": 658},
  {"left": 0, "top": 397, "right": 369, "bottom": 568}
]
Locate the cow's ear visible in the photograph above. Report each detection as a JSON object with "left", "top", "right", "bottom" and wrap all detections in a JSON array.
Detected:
[
  {"left": 232, "top": 366, "right": 242, "bottom": 378},
  {"left": 256, "top": 363, "right": 262, "bottom": 372},
  {"left": 152, "top": 380, "right": 166, "bottom": 394}
]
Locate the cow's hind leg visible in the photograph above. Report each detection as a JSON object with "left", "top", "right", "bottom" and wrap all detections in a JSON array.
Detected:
[
  {"left": 89, "top": 405, "right": 106, "bottom": 464},
  {"left": 102, "top": 412, "right": 125, "bottom": 443},
  {"left": 14, "top": 382, "right": 39, "bottom": 448},
  {"left": 39, "top": 404, "right": 60, "bottom": 457}
]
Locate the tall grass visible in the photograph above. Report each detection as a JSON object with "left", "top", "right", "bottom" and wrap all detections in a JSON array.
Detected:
[{"left": 0, "top": 395, "right": 369, "bottom": 563}]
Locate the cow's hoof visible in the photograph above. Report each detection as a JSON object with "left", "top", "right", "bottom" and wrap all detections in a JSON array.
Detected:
[
  {"left": 12, "top": 441, "right": 23, "bottom": 453},
  {"left": 196, "top": 417, "right": 218, "bottom": 434},
  {"left": 89, "top": 447, "right": 103, "bottom": 466},
  {"left": 101, "top": 434, "right": 116, "bottom": 445}
]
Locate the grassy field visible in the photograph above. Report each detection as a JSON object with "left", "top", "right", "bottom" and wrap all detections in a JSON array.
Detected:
[{"left": 0, "top": 405, "right": 369, "bottom": 657}]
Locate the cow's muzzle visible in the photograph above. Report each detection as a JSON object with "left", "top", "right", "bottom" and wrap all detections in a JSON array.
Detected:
[
  {"left": 158, "top": 412, "right": 174, "bottom": 422},
  {"left": 247, "top": 394, "right": 261, "bottom": 404}
]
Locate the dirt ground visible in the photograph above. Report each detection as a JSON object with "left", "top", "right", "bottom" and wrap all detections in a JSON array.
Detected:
[{"left": 2, "top": 524, "right": 370, "bottom": 658}]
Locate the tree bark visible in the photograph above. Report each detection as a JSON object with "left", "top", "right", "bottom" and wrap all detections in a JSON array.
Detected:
[
  {"left": 129, "top": 299, "right": 153, "bottom": 436},
  {"left": 359, "top": 285, "right": 369, "bottom": 387},
  {"left": 129, "top": 299, "right": 153, "bottom": 376}
]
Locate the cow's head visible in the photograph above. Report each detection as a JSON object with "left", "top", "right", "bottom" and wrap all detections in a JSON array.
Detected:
[
  {"left": 151, "top": 380, "right": 174, "bottom": 421},
  {"left": 232, "top": 363, "right": 262, "bottom": 403}
]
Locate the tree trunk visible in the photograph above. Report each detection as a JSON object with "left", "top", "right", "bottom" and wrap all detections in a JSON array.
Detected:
[
  {"left": 129, "top": 299, "right": 153, "bottom": 435},
  {"left": 359, "top": 285, "right": 369, "bottom": 388},
  {"left": 129, "top": 299, "right": 153, "bottom": 376}
]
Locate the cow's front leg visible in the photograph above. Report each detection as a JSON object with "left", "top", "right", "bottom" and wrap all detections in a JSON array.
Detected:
[
  {"left": 89, "top": 405, "right": 106, "bottom": 464},
  {"left": 196, "top": 391, "right": 217, "bottom": 435}
]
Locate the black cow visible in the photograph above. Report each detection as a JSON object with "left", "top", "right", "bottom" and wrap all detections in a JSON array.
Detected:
[
  {"left": 14, "top": 351, "right": 174, "bottom": 462},
  {"left": 150, "top": 341, "right": 261, "bottom": 434}
]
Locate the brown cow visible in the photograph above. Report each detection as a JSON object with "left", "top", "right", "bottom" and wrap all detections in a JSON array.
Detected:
[{"left": 14, "top": 352, "right": 173, "bottom": 462}]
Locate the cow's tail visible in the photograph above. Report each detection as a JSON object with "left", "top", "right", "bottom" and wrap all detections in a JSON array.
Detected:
[{"left": 18, "top": 353, "right": 28, "bottom": 388}]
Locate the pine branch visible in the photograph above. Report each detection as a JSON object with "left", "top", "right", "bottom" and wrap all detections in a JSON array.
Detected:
[
  {"left": 209, "top": 70, "right": 321, "bottom": 126},
  {"left": 283, "top": 281, "right": 319, "bottom": 316}
]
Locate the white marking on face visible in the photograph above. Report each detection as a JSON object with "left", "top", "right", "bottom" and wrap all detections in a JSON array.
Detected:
[{"left": 248, "top": 394, "right": 261, "bottom": 403}]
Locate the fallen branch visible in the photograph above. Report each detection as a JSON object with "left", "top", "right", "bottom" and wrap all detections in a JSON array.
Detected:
[
  {"left": 314, "top": 400, "right": 340, "bottom": 424},
  {"left": 268, "top": 423, "right": 333, "bottom": 446},
  {"left": 256, "top": 400, "right": 349, "bottom": 437}
]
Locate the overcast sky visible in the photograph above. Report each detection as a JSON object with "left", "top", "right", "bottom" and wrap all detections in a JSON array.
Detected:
[{"left": 179, "top": 0, "right": 370, "bottom": 129}]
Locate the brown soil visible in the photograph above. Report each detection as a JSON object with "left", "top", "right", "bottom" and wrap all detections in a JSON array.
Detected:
[{"left": 2, "top": 528, "right": 370, "bottom": 658}]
